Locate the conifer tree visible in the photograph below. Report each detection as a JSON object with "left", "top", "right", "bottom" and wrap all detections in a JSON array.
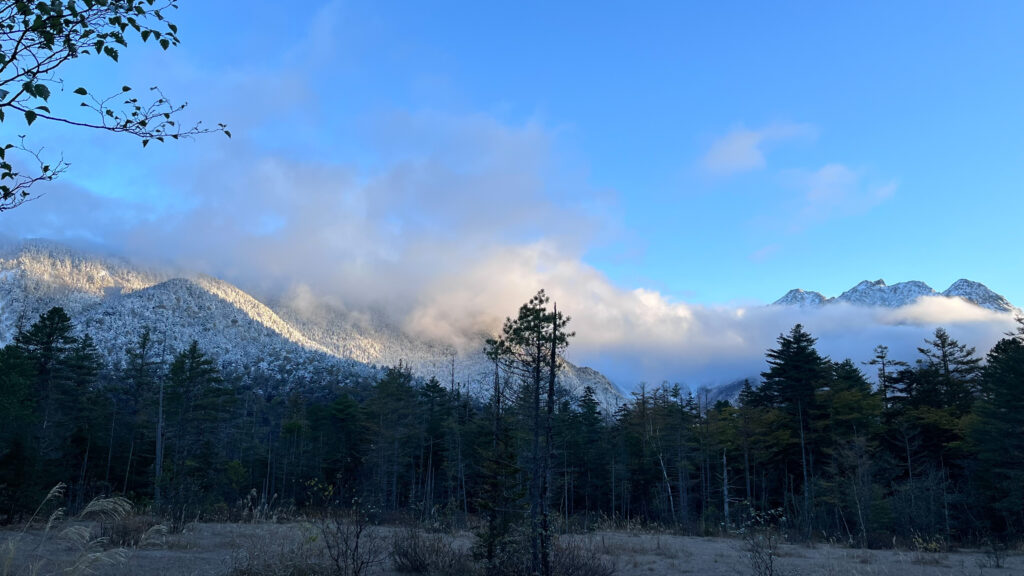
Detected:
[
  {"left": 15, "top": 307, "right": 78, "bottom": 437},
  {"left": 916, "top": 327, "right": 981, "bottom": 416},
  {"left": 488, "top": 290, "right": 571, "bottom": 576},
  {"left": 163, "top": 340, "right": 227, "bottom": 515},
  {"left": 864, "top": 344, "right": 907, "bottom": 406},
  {"left": 968, "top": 319, "right": 1024, "bottom": 534},
  {"left": 15, "top": 307, "right": 80, "bottom": 491},
  {"left": 0, "top": 344, "right": 36, "bottom": 515},
  {"left": 816, "top": 359, "right": 881, "bottom": 543},
  {"left": 119, "top": 327, "right": 163, "bottom": 499},
  {"left": 758, "top": 324, "right": 831, "bottom": 536}
]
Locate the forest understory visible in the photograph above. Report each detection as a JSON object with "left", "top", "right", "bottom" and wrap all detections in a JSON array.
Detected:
[{"left": 3, "top": 518, "right": 1023, "bottom": 576}]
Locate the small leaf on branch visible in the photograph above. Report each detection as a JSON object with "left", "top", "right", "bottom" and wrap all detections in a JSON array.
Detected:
[
  {"left": 74, "top": 87, "right": 88, "bottom": 95},
  {"left": 24, "top": 110, "right": 37, "bottom": 126}
]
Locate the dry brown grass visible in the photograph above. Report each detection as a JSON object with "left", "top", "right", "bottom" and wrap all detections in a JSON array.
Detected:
[
  {"left": 5, "top": 516, "right": 1024, "bottom": 576},
  {"left": 0, "top": 484, "right": 169, "bottom": 576},
  {"left": 225, "top": 525, "right": 326, "bottom": 576},
  {"left": 389, "top": 526, "right": 471, "bottom": 575}
]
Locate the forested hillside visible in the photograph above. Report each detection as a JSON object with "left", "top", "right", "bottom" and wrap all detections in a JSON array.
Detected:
[
  {"left": 0, "top": 240, "right": 624, "bottom": 410},
  {"left": 2, "top": 289, "right": 1023, "bottom": 563}
]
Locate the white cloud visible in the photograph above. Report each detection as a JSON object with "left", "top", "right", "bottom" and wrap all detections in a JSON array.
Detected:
[
  {"left": 702, "top": 123, "right": 816, "bottom": 175},
  {"left": 785, "top": 163, "right": 898, "bottom": 229},
  {"left": 401, "top": 244, "right": 1016, "bottom": 387}
]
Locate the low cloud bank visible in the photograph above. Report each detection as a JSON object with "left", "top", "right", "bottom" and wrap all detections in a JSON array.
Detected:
[{"left": 404, "top": 248, "right": 1017, "bottom": 388}]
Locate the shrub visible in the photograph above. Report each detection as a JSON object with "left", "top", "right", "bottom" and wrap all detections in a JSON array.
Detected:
[
  {"left": 390, "top": 527, "right": 470, "bottom": 575},
  {"left": 226, "top": 528, "right": 326, "bottom": 576},
  {"left": 979, "top": 537, "right": 1008, "bottom": 569},
  {"left": 552, "top": 537, "right": 617, "bottom": 576},
  {"left": 744, "top": 530, "right": 780, "bottom": 576},
  {"left": 317, "top": 502, "right": 388, "bottom": 576},
  {"left": 100, "top": 513, "right": 166, "bottom": 548}
]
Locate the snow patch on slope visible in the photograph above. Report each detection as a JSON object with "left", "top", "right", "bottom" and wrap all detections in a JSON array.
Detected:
[
  {"left": 775, "top": 279, "right": 1016, "bottom": 313},
  {"left": 271, "top": 298, "right": 625, "bottom": 411},
  {"left": 773, "top": 289, "right": 826, "bottom": 307},
  {"left": 941, "top": 279, "right": 1015, "bottom": 313},
  {"left": 0, "top": 239, "right": 624, "bottom": 407}
]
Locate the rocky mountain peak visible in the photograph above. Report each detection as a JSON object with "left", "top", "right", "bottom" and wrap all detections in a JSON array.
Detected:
[{"left": 775, "top": 278, "right": 1015, "bottom": 313}]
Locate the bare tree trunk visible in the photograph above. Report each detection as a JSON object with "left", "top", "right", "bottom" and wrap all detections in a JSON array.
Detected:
[
  {"left": 264, "top": 429, "right": 273, "bottom": 505},
  {"left": 458, "top": 426, "right": 468, "bottom": 520},
  {"left": 78, "top": 438, "right": 91, "bottom": 507},
  {"left": 722, "top": 449, "right": 729, "bottom": 533},
  {"left": 154, "top": 380, "right": 165, "bottom": 508},
  {"left": 105, "top": 406, "right": 116, "bottom": 486},
  {"left": 485, "top": 357, "right": 501, "bottom": 562},
  {"left": 677, "top": 453, "right": 688, "bottom": 526},
  {"left": 897, "top": 426, "right": 917, "bottom": 519},
  {"left": 122, "top": 437, "right": 134, "bottom": 496},
  {"left": 941, "top": 460, "right": 951, "bottom": 542},
  {"left": 798, "top": 401, "right": 811, "bottom": 537},
  {"left": 531, "top": 372, "right": 541, "bottom": 575},
  {"left": 743, "top": 436, "right": 752, "bottom": 505},
  {"left": 610, "top": 453, "right": 616, "bottom": 522},
  {"left": 852, "top": 476, "right": 867, "bottom": 548},
  {"left": 657, "top": 451, "right": 676, "bottom": 524},
  {"left": 540, "top": 305, "right": 558, "bottom": 576}
]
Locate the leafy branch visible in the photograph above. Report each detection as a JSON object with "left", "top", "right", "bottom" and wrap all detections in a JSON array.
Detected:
[{"left": 0, "top": 0, "right": 229, "bottom": 212}]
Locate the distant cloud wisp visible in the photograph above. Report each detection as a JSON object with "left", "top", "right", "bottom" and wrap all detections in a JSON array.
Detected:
[
  {"left": 702, "top": 122, "right": 816, "bottom": 175},
  {"left": 787, "top": 163, "right": 897, "bottom": 229}
]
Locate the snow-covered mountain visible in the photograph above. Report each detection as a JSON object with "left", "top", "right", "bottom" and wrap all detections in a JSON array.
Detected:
[
  {"left": 268, "top": 298, "right": 623, "bottom": 409},
  {"left": 773, "top": 288, "right": 827, "bottom": 307},
  {"left": 0, "top": 240, "right": 623, "bottom": 407},
  {"left": 942, "top": 279, "right": 1015, "bottom": 312},
  {"left": 0, "top": 240, "right": 375, "bottom": 390},
  {"left": 773, "top": 279, "right": 1016, "bottom": 313}
]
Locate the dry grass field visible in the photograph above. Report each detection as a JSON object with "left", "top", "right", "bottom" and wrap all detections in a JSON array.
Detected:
[{"left": 3, "top": 521, "right": 1022, "bottom": 576}]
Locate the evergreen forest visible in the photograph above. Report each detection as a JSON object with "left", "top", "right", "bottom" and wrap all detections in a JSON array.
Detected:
[{"left": 2, "top": 290, "right": 1023, "bottom": 561}]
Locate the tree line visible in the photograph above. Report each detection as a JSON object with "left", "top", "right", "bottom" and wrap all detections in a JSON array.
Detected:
[{"left": 1, "top": 293, "right": 1022, "bottom": 565}]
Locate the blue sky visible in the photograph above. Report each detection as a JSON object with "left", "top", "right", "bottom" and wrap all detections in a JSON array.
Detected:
[
  {"left": 4, "top": 1, "right": 1023, "bottom": 385},
  {"left": 183, "top": 0, "right": 1024, "bottom": 304}
]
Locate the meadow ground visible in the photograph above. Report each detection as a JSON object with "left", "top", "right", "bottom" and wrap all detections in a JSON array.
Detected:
[{"left": 2, "top": 521, "right": 1022, "bottom": 575}]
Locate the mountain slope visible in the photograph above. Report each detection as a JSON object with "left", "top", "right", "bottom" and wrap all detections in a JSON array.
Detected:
[
  {"left": 0, "top": 240, "right": 623, "bottom": 406},
  {"left": 0, "top": 242, "right": 375, "bottom": 389},
  {"left": 270, "top": 299, "right": 625, "bottom": 410},
  {"left": 942, "top": 279, "right": 1014, "bottom": 312},
  {"left": 774, "top": 289, "right": 826, "bottom": 307},
  {"left": 773, "top": 278, "right": 1016, "bottom": 312}
]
